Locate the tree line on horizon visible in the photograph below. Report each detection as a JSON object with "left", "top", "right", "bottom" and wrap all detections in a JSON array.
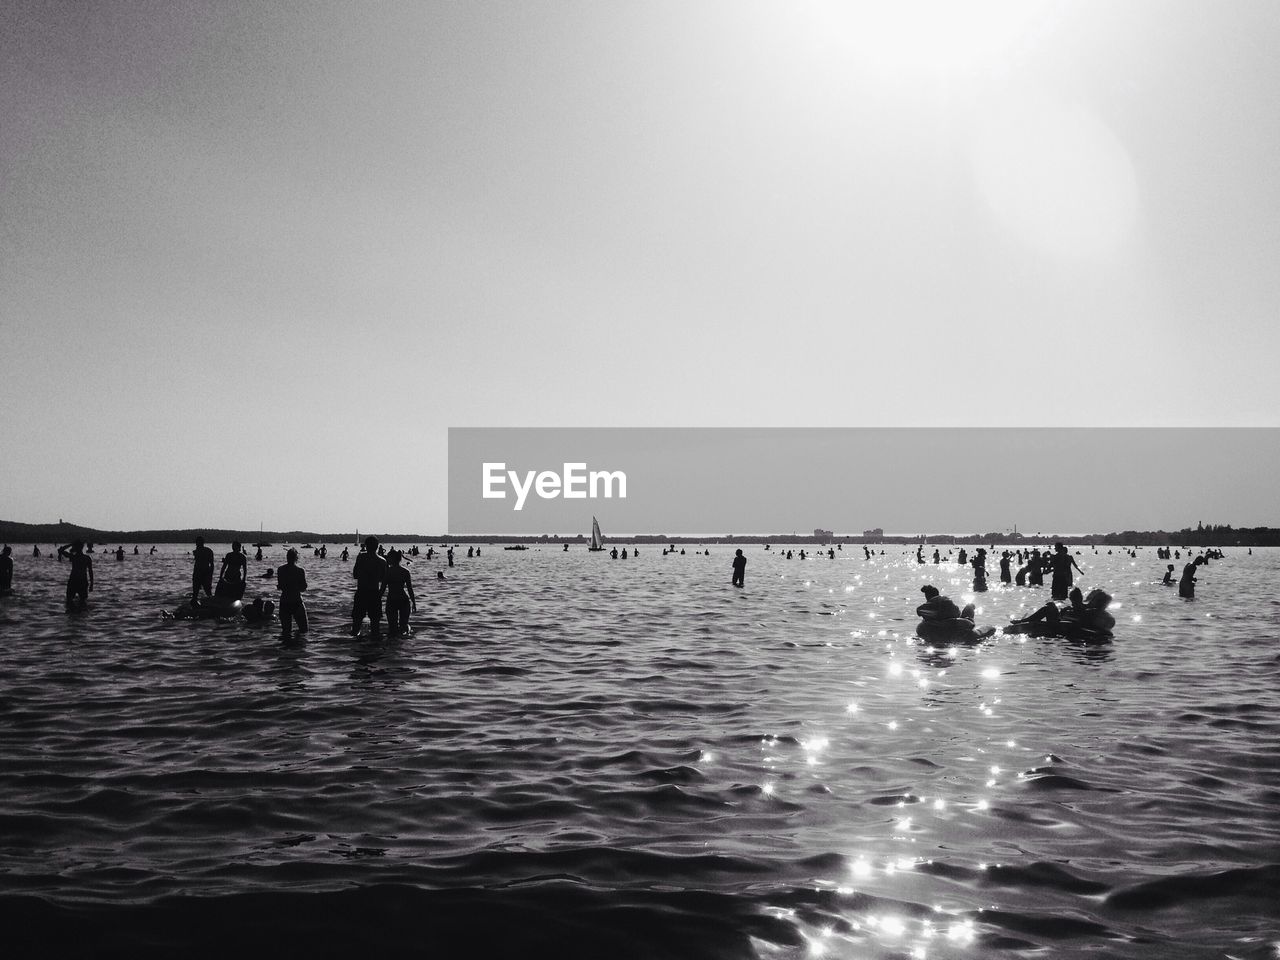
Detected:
[{"left": 2, "top": 519, "right": 1276, "bottom": 548}]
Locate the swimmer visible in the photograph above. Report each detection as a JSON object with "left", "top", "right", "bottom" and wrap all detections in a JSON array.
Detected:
[
  {"left": 352, "top": 536, "right": 387, "bottom": 637},
  {"left": 731, "top": 549, "right": 746, "bottom": 587},
  {"left": 384, "top": 549, "right": 416, "bottom": 636},
  {"left": 191, "top": 537, "right": 215, "bottom": 602},
  {"left": 216, "top": 541, "right": 247, "bottom": 600},
  {"left": 917, "top": 585, "right": 961, "bottom": 621},
  {"left": 0, "top": 545, "right": 12, "bottom": 593},
  {"left": 1049, "top": 543, "right": 1083, "bottom": 600},
  {"left": 277, "top": 548, "right": 307, "bottom": 642},
  {"left": 1178, "top": 556, "right": 1204, "bottom": 598},
  {"left": 57, "top": 540, "right": 93, "bottom": 608},
  {"left": 1162, "top": 564, "right": 1175, "bottom": 585}
]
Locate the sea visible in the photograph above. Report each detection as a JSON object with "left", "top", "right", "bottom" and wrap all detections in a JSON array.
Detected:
[{"left": 0, "top": 542, "right": 1276, "bottom": 958}]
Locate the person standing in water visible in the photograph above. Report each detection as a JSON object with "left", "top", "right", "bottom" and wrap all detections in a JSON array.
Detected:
[
  {"left": 1179, "top": 556, "right": 1204, "bottom": 598},
  {"left": 1049, "top": 543, "right": 1083, "bottom": 600},
  {"left": 277, "top": 548, "right": 308, "bottom": 642},
  {"left": 57, "top": 539, "right": 93, "bottom": 608},
  {"left": 0, "top": 545, "right": 13, "bottom": 593},
  {"left": 384, "top": 549, "right": 416, "bottom": 636},
  {"left": 216, "top": 541, "right": 248, "bottom": 600},
  {"left": 731, "top": 549, "right": 746, "bottom": 587},
  {"left": 191, "top": 536, "right": 215, "bottom": 602},
  {"left": 351, "top": 536, "right": 387, "bottom": 637}
]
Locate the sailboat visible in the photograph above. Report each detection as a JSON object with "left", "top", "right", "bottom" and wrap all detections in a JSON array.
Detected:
[
  {"left": 252, "top": 522, "right": 271, "bottom": 548},
  {"left": 588, "top": 517, "right": 606, "bottom": 552}
]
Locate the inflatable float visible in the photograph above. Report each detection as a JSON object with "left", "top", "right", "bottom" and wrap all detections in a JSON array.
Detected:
[
  {"left": 1003, "top": 620, "right": 1112, "bottom": 643},
  {"left": 166, "top": 596, "right": 243, "bottom": 620},
  {"left": 916, "top": 619, "right": 996, "bottom": 643}
]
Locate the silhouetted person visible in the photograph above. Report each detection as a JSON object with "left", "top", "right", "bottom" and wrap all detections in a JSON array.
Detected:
[
  {"left": 58, "top": 539, "right": 93, "bottom": 608},
  {"left": 467, "top": 546, "right": 474, "bottom": 558},
  {"left": 0, "top": 545, "right": 12, "bottom": 593},
  {"left": 564, "top": 543, "right": 569, "bottom": 551},
  {"left": 254, "top": 545, "right": 263, "bottom": 561},
  {"left": 1162, "top": 564, "right": 1175, "bottom": 585},
  {"left": 917, "top": 584, "right": 961, "bottom": 621},
  {"left": 969, "top": 548, "right": 988, "bottom": 592},
  {"left": 731, "top": 549, "right": 746, "bottom": 587},
  {"left": 216, "top": 541, "right": 248, "bottom": 600},
  {"left": 1075, "top": 588, "right": 1115, "bottom": 633},
  {"left": 610, "top": 547, "right": 619, "bottom": 559},
  {"left": 341, "top": 547, "right": 350, "bottom": 561},
  {"left": 1014, "top": 563, "right": 1028, "bottom": 587},
  {"left": 192, "top": 536, "right": 215, "bottom": 602},
  {"left": 447, "top": 547, "right": 454, "bottom": 567},
  {"left": 621, "top": 548, "right": 628, "bottom": 559},
  {"left": 384, "top": 549, "right": 416, "bottom": 636},
  {"left": 1179, "top": 556, "right": 1204, "bottom": 598},
  {"left": 1049, "top": 543, "right": 1083, "bottom": 600},
  {"left": 115, "top": 546, "right": 125, "bottom": 562},
  {"left": 1028, "top": 548, "right": 1044, "bottom": 586},
  {"left": 932, "top": 549, "right": 940, "bottom": 564},
  {"left": 277, "top": 548, "right": 308, "bottom": 642},
  {"left": 352, "top": 536, "right": 387, "bottom": 636},
  {"left": 133, "top": 545, "right": 139, "bottom": 555},
  {"left": 999, "top": 551, "right": 1012, "bottom": 584},
  {"left": 957, "top": 548, "right": 967, "bottom": 565},
  {"left": 33, "top": 544, "right": 41, "bottom": 557},
  {"left": 320, "top": 545, "right": 327, "bottom": 559},
  {"left": 150, "top": 546, "right": 156, "bottom": 555}
]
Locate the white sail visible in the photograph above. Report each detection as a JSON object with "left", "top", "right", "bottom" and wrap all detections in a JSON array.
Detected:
[{"left": 589, "top": 517, "right": 604, "bottom": 550}]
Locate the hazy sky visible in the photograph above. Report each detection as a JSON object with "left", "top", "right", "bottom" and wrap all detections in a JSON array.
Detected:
[{"left": 3, "top": 1, "right": 1278, "bottom": 532}]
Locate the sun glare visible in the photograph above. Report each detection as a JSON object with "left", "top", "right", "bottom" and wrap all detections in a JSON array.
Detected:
[{"left": 808, "top": 0, "right": 1048, "bottom": 75}]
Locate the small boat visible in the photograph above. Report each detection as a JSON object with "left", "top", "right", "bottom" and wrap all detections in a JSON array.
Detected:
[{"left": 588, "top": 517, "right": 606, "bottom": 552}]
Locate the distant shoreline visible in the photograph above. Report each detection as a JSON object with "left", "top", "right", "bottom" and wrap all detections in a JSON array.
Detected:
[{"left": 2, "top": 520, "right": 1272, "bottom": 548}]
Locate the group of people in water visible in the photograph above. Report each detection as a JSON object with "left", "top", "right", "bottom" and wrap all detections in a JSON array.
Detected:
[{"left": 4, "top": 535, "right": 1230, "bottom": 646}]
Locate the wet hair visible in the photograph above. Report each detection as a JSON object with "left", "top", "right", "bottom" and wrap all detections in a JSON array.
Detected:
[
  {"left": 286, "top": 549, "right": 298, "bottom": 562},
  {"left": 1085, "top": 588, "right": 1112, "bottom": 608},
  {"left": 232, "top": 541, "right": 241, "bottom": 551},
  {"left": 196, "top": 536, "right": 204, "bottom": 546},
  {"left": 920, "top": 585, "right": 939, "bottom": 599},
  {"left": 365, "top": 536, "right": 379, "bottom": 550}
]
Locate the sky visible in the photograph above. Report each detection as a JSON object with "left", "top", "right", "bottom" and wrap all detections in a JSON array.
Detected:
[{"left": 2, "top": 0, "right": 1278, "bottom": 533}]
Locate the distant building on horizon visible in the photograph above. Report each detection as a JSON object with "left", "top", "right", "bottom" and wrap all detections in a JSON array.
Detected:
[
  {"left": 814, "top": 528, "right": 833, "bottom": 542},
  {"left": 862, "top": 527, "right": 884, "bottom": 538}
]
